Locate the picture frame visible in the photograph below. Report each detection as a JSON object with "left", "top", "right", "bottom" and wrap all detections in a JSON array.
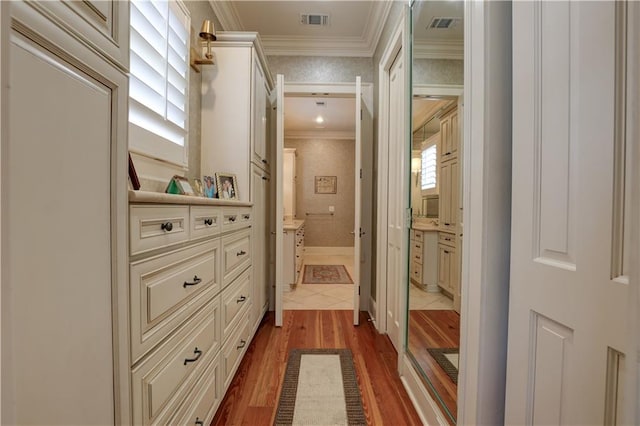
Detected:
[
  {"left": 128, "top": 153, "right": 141, "bottom": 190},
  {"left": 314, "top": 176, "right": 337, "bottom": 194},
  {"left": 215, "top": 173, "right": 238, "bottom": 200},
  {"left": 165, "top": 175, "right": 195, "bottom": 196},
  {"left": 192, "top": 178, "right": 204, "bottom": 197},
  {"left": 202, "top": 175, "right": 217, "bottom": 198}
]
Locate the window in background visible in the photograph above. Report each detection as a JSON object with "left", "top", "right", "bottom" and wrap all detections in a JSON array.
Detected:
[
  {"left": 129, "top": 0, "right": 190, "bottom": 167},
  {"left": 421, "top": 144, "right": 437, "bottom": 190}
]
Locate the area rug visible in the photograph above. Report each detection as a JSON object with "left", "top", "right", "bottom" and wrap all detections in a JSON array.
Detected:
[
  {"left": 427, "top": 348, "right": 459, "bottom": 384},
  {"left": 302, "top": 265, "right": 353, "bottom": 284},
  {"left": 274, "top": 349, "right": 366, "bottom": 426}
]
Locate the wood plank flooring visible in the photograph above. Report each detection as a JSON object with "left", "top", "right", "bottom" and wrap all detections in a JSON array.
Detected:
[
  {"left": 212, "top": 310, "right": 422, "bottom": 426},
  {"left": 408, "top": 310, "right": 460, "bottom": 424}
]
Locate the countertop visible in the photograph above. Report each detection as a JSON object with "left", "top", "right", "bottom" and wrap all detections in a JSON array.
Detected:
[
  {"left": 283, "top": 219, "right": 305, "bottom": 231},
  {"left": 129, "top": 190, "right": 253, "bottom": 206},
  {"left": 412, "top": 219, "right": 439, "bottom": 232}
]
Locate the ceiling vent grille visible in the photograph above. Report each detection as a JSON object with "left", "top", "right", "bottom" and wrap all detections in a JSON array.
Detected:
[
  {"left": 428, "top": 17, "right": 459, "bottom": 29},
  {"left": 300, "top": 13, "right": 330, "bottom": 26},
  {"left": 315, "top": 101, "right": 326, "bottom": 107}
]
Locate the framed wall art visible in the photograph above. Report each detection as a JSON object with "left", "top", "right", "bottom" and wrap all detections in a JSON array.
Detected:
[{"left": 314, "top": 176, "right": 337, "bottom": 194}]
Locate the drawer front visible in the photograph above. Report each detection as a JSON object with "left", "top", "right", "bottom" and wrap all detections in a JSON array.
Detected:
[
  {"left": 221, "top": 269, "right": 252, "bottom": 339},
  {"left": 222, "top": 207, "right": 252, "bottom": 232},
  {"left": 130, "top": 205, "right": 189, "bottom": 255},
  {"left": 130, "top": 240, "right": 220, "bottom": 362},
  {"left": 438, "top": 231, "right": 456, "bottom": 247},
  {"left": 190, "top": 206, "right": 222, "bottom": 240},
  {"left": 222, "top": 314, "right": 252, "bottom": 389},
  {"left": 413, "top": 230, "right": 424, "bottom": 242},
  {"left": 171, "top": 352, "right": 222, "bottom": 426},
  {"left": 411, "top": 261, "right": 423, "bottom": 283},
  {"left": 222, "top": 229, "right": 251, "bottom": 285},
  {"left": 412, "top": 241, "right": 423, "bottom": 263},
  {"left": 132, "top": 297, "right": 221, "bottom": 425}
]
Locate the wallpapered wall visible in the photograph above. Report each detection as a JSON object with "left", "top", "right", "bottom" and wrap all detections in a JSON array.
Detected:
[
  {"left": 285, "top": 139, "right": 356, "bottom": 247},
  {"left": 267, "top": 56, "right": 374, "bottom": 83}
]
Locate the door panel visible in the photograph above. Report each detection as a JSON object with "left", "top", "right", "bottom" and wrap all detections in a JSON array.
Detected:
[
  {"left": 275, "top": 74, "right": 284, "bottom": 327},
  {"left": 506, "top": 2, "right": 630, "bottom": 423},
  {"left": 353, "top": 76, "right": 362, "bottom": 325}
]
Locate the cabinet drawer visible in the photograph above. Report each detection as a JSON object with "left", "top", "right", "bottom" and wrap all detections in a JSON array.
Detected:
[
  {"left": 411, "top": 261, "right": 422, "bottom": 283},
  {"left": 131, "top": 297, "right": 221, "bottom": 426},
  {"left": 438, "top": 232, "right": 456, "bottom": 247},
  {"left": 130, "top": 240, "right": 220, "bottom": 362},
  {"left": 221, "top": 269, "right": 252, "bottom": 340},
  {"left": 412, "top": 241, "right": 423, "bottom": 262},
  {"left": 222, "top": 229, "right": 251, "bottom": 285},
  {"left": 222, "top": 207, "right": 252, "bottom": 232},
  {"left": 222, "top": 313, "right": 252, "bottom": 389},
  {"left": 190, "top": 206, "right": 222, "bottom": 240},
  {"left": 171, "top": 352, "right": 222, "bottom": 426},
  {"left": 130, "top": 205, "right": 189, "bottom": 255},
  {"left": 413, "top": 230, "right": 423, "bottom": 242}
]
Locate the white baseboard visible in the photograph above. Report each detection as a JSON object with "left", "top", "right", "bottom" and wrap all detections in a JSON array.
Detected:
[
  {"left": 304, "top": 246, "right": 354, "bottom": 256},
  {"left": 400, "top": 355, "right": 449, "bottom": 425},
  {"left": 369, "top": 298, "right": 377, "bottom": 329}
]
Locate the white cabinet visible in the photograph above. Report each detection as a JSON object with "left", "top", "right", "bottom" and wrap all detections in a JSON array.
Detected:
[
  {"left": 438, "top": 231, "right": 460, "bottom": 313},
  {"left": 201, "top": 32, "right": 273, "bottom": 203},
  {"left": 283, "top": 148, "right": 297, "bottom": 221},
  {"left": 4, "top": 2, "right": 129, "bottom": 424},
  {"left": 439, "top": 157, "right": 459, "bottom": 232},
  {"left": 284, "top": 222, "right": 305, "bottom": 288},
  {"left": 440, "top": 108, "right": 459, "bottom": 161},
  {"left": 251, "top": 165, "right": 270, "bottom": 330},
  {"left": 410, "top": 230, "right": 439, "bottom": 292}
]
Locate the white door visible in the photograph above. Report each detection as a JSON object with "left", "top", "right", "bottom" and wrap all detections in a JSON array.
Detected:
[
  {"left": 506, "top": 2, "right": 634, "bottom": 424},
  {"left": 353, "top": 77, "right": 362, "bottom": 325},
  {"left": 386, "top": 52, "right": 404, "bottom": 350},
  {"left": 275, "top": 74, "right": 285, "bottom": 327}
]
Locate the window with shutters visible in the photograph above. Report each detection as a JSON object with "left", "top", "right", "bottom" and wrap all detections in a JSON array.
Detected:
[
  {"left": 129, "top": 0, "right": 190, "bottom": 167},
  {"left": 421, "top": 144, "right": 437, "bottom": 190}
]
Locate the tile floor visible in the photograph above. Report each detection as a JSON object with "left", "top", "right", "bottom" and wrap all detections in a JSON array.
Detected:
[
  {"left": 283, "top": 252, "right": 355, "bottom": 310},
  {"left": 409, "top": 284, "right": 454, "bottom": 310}
]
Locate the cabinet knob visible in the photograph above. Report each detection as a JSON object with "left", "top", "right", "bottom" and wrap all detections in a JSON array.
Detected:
[
  {"left": 183, "top": 275, "right": 202, "bottom": 288},
  {"left": 261, "top": 176, "right": 268, "bottom": 181},
  {"left": 183, "top": 347, "right": 202, "bottom": 365},
  {"left": 204, "top": 218, "right": 213, "bottom": 226},
  {"left": 262, "top": 159, "right": 268, "bottom": 164},
  {"left": 161, "top": 222, "right": 173, "bottom": 232}
]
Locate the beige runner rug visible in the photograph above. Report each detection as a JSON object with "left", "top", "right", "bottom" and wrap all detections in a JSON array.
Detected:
[{"left": 274, "top": 349, "right": 366, "bottom": 426}]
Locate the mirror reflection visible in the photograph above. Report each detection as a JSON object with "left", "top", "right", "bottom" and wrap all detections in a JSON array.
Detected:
[{"left": 408, "top": 0, "right": 464, "bottom": 423}]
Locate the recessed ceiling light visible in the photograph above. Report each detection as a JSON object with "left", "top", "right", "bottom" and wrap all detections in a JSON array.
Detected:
[{"left": 315, "top": 115, "right": 324, "bottom": 124}]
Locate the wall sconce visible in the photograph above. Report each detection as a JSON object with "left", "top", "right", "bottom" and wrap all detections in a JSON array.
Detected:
[
  {"left": 411, "top": 157, "right": 421, "bottom": 186},
  {"left": 191, "top": 19, "right": 216, "bottom": 72}
]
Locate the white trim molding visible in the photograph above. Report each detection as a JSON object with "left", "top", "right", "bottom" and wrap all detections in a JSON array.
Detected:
[
  {"left": 284, "top": 130, "right": 355, "bottom": 140},
  {"left": 413, "top": 40, "right": 464, "bottom": 60},
  {"left": 207, "top": 0, "right": 243, "bottom": 31}
]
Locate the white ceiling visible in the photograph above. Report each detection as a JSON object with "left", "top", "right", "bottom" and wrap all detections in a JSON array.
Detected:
[
  {"left": 284, "top": 96, "right": 356, "bottom": 137},
  {"left": 413, "top": 0, "right": 464, "bottom": 59}
]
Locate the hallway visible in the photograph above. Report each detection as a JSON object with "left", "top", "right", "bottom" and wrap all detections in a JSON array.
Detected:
[{"left": 212, "top": 310, "right": 421, "bottom": 425}]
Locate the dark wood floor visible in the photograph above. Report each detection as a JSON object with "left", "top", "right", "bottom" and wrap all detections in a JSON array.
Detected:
[
  {"left": 212, "top": 310, "right": 422, "bottom": 426},
  {"left": 408, "top": 310, "right": 460, "bottom": 424}
]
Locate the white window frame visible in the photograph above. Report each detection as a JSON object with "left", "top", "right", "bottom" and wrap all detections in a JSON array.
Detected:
[
  {"left": 421, "top": 133, "right": 439, "bottom": 196},
  {"left": 129, "top": 0, "right": 190, "bottom": 168}
]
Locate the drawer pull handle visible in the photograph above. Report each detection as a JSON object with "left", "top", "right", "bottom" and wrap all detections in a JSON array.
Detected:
[
  {"left": 444, "top": 222, "right": 451, "bottom": 226},
  {"left": 161, "top": 222, "right": 173, "bottom": 232},
  {"left": 444, "top": 250, "right": 450, "bottom": 254},
  {"left": 237, "top": 339, "right": 247, "bottom": 350},
  {"left": 261, "top": 176, "right": 268, "bottom": 181},
  {"left": 237, "top": 295, "right": 247, "bottom": 303},
  {"left": 195, "top": 418, "right": 204, "bottom": 426},
  {"left": 262, "top": 159, "right": 268, "bottom": 164},
  {"left": 229, "top": 216, "right": 237, "bottom": 223},
  {"left": 445, "top": 238, "right": 451, "bottom": 241},
  {"left": 243, "top": 214, "right": 250, "bottom": 220},
  {"left": 183, "top": 276, "right": 202, "bottom": 288},
  {"left": 237, "top": 250, "right": 246, "bottom": 256},
  {"left": 183, "top": 347, "right": 202, "bottom": 365},
  {"left": 204, "top": 218, "right": 213, "bottom": 226},
  {"left": 415, "top": 244, "right": 419, "bottom": 248}
]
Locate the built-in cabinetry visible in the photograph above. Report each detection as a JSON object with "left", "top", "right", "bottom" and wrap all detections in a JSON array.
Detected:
[
  {"left": 4, "top": 1, "right": 130, "bottom": 423},
  {"left": 410, "top": 229, "right": 439, "bottom": 292},
  {"left": 284, "top": 221, "right": 305, "bottom": 289},
  {"left": 283, "top": 148, "right": 297, "bottom": 221},
  {"left": 128, "top": 194, "right": 257, "bottom": 426},
  {"left": 438, "top": 107, "right": 461, "bottom": 313}
]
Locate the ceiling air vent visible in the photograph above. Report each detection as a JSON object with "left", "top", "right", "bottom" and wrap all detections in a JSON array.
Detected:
[
  {"left": 300, "top": 13, "right": 330, "bottom": 26},
  {"left": 428, "top": 17, "right": 459, "bottom": 29},
  {"left": 315, "top": 101, "right": 326, "bottom": 107}
]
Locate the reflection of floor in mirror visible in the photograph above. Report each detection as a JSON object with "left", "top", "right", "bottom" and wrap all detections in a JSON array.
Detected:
[
  {"left": 283, "top": 251, "right": 354, "bottom": 310},
  {"left": 408, "top": 310, "right": 460, "bottom": 424},
  {"left": 409, "top": 285, "right": 453, "bottom": 310}
]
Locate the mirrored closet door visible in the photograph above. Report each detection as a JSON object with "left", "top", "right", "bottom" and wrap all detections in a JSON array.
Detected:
[{"left": 406, "top": 0, "right": 464, "bottom": 423}]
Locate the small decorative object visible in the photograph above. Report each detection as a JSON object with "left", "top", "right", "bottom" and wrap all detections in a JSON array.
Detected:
[
  {"left": 128, "top": 153, "right": 141, "bottom": 190},
  {"left": 165, "top": 175, "right": 195, "bottom": 196},
  {"left": 314, "top": 176, "right": 337, "bottom": 194},
  {"left": 215, "top": 172, "right": 238, "bottom": 200},
  {"left": 203, "top": 175, "right": 216, "bottom": 198},
  {"left": 192, "top": 178, "right": 204, "bottom": 197}
]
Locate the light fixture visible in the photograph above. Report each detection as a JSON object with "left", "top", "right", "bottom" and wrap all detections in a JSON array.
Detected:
[
  {"left": 315, "top": 115, "right": 324, "bottom": 124},
  {"left": 411, "top": 157, "right": 421, "bottom": 185},
  {"left": 191, "top": 19, "right": 216, "bottom": 72}
]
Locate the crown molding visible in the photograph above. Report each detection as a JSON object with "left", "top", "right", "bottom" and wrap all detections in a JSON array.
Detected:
[
  {"left": 413, "top": 40, "right": 464, "bottom": 60},
  {"left": 208, "top": 0, "right": 243, "bottom": 31},
  {"left": 285, "top": 130, "right": 355, "bottom": 140}
]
